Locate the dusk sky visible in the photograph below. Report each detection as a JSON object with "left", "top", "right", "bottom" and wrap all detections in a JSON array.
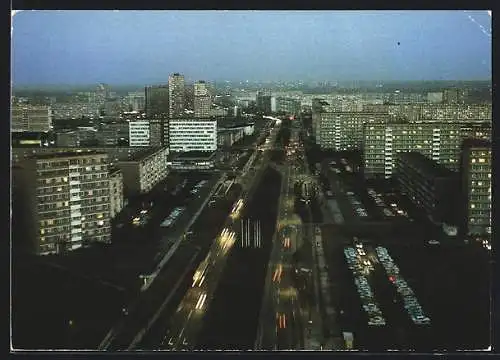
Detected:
[{"left": 11, "top": 10, "right": 492, "bottom": 85}]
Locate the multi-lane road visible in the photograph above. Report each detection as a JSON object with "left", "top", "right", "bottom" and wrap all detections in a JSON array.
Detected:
[
  {"left": 256, "top": 127, "right": 313, "bottom": 350},
  {"left": 139, "top": 119, "right": 281, "bottom": 350}
]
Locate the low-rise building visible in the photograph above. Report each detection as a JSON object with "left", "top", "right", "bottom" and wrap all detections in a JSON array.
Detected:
[{"left": 168, "top": 151, "right": 216, "bottom": 171}]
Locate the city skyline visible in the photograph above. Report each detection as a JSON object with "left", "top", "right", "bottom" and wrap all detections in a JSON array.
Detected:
[{"left": 12, "top": 10, "right": 492, "bottom": 85}]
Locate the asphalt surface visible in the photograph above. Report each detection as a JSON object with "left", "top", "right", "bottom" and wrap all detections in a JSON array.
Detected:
[{"left": 135, "top": 119, "right": 280, "bottom": 350}]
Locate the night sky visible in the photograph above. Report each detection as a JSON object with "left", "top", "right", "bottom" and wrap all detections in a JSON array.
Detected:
[{"left": 11, "top": 10, "right": 492, "bottom": 85}]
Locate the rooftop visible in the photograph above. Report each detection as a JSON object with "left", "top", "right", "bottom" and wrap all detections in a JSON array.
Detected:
[
  {"left": 120, "top": 146, "right": 167, "bottom": 162},
  {"left": 33, "top": 150, "right": 108, "bottom": 160},
  {"left": 462, "top": 138, "right": 491, "bottom": 149},
  {"left": 172, "top": 151, "right": 216, "bottom": 160},
  {"left": 397, "top": 152, "right": 454, "bottom": 179}
]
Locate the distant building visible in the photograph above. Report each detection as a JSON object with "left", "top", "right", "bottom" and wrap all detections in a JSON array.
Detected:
[
  {"left": 127, "top": 91, "right": 146, "bottom": 112},
  {"left": 362, "top": 121, "right": 463, "bottom": 178},
  {"left": 129, "top": 121, "right": 151, "bottom": 147},
  {"left": 169, "top": 118, "right": 217, "bottom": 152},
  {"left": 96, "top": 123, "right": 129, "bottom": 146},
  {"left": 427, "top": 92, "right": 443, "bottom": 103},
  {"left": 116, "top": 147, "right": 169, "bottom": 195},
  {"left": 11, "top": 105, "right": 52, "bottom": 132},
  {"left": 109, "top": 167, "right": 124, "bottom": 219},
  {"left": 103, "top": 99, "right": 123, "bottom": 116},
  {"left": 443, "top": 88, "right": 468, "bottom": 104},
  {"left": 168, "top": 151, "right": 216, "bottom": 171},
  {"left": 56, "top": 130, "right": 79, "bottom": 147},
  {"left": 194, "top": 81, "right": 212, "bottom": 118},
  {"left": 459, "top": 122, "right": 491, "bottom": 141},
  {"left": 12, "top": 151, "right": 112, "bottom": 255},
  {"left": 169, "top": 73, "right": 185, "bottom": 118},
  {"left": 460, "top": 139, "right": 491, "bottom": 237},
  {"left": 395, "top": 152, "right": 459, "bottom": 226},
  {"left": 145, "top": 85, "right": 169, "bottom": 117},
  {"left": 256, "top": 91, "right": 272, "bottom": 113},
  {"left": 313, "top": 110, "right": 392, "bottom": 151},
  {"left": 275, "top": 97, "right": 301, "bottom": 115},
  {"left": 218, "top": 128, "right": 245, "bottom": 147},
  {"left": 145, "top": 85, "right": 169, "bottom": 146}
]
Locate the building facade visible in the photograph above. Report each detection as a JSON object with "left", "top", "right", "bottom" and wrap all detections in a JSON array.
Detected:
[
  {"left": 169, "top": 73, "right": 185, "bottom": 118},
  {"left": 460, "top": 139, "right": 491, "bottom": 237},
  {"left": 129, "top": 121, "right": 151, "bottom": 147},
  {"left": 275, "top": 97, "right": 301, "bottom": 115},
  {"left": 168, "top": 118, "right": 217, "bottom": 152},
  {"left": 313, "top": 111, "right": 392, "bottom": 151},
  {"left": 256, "top": 91, "right": 272, "bottom": 113},
  {"left": 109, "top": 168, "right": 124, "bottom": 219},
  {"left": 116, "top": 147, "right": 169, "bottom": 195},
  {"left": 194, "top": 81, "right": 212, "bottom": 118},
  {"left": 12, "top": 151, "right": 112, "bottom": 255},
  {"left": 395, "top": 152, "right": 459, "bottom": 226},
  {"left": 11, "top": 105, "right": 53, "bottom": 132},
  {"left": 362, "top": 121, "right": 464, "bottom": 178}
]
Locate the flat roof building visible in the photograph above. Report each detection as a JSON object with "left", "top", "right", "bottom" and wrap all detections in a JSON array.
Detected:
[
  {"left": 395, "top": 152, "right": 459, "bottom": 226},
  {"left": 109, "top": 167, "right": 124, "bottom": 219},
  {"left": 460, "top": 139, "right": 491, "bottom": 238},
  {"left": 169, "top": 73, "right": 185, "bottom": 118},
  {"left": 116, "top": 146, "right": 169, "bottom": 195},
  {"left": 362, "top": 121, "right": 465, "bottom": 179},
  {"left": 129, "top": 121, "right": 151, "bottom": 147},
  {"left": 12, "top": 105, "right": 53, "bottom": 133},
  {"left": 169, "top": 118, "right": 217, "bottom": 153},
  {"left": 12, "top": 151, "right": 112, "bottom": 255}
]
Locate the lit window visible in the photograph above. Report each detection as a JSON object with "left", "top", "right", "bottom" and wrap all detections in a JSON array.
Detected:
[
  {"left": 478, "top": 182, "right": 483, "bottom": 186},
  {"left": 97, "top": 220, "right": 104, "bottom": 226},
  {"left": 40, "top": 229, "right": 45, "bottom": 235},
  {"left": 470, "top": 204, "right": 475, "bottom": 209},
  {"left": 63, "top": 177, "right": 68, "bottom": 182},
  {"left": 471, "top": 158, "right": 476, "bottom": 163},
  {"left": 488, "top": 173, "right": 491, "bottom": 179},
  {"left": 478, "top": 158, "right": 486, "bottom": 163}
]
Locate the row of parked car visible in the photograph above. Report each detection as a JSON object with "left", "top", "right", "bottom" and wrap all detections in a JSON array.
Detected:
[
  {"left": 161, "top": 206, "right": 186, "bottom": 228},
  {"left": 344, "top": 247, "right": 386, "bottom": 326},
  {"left": 375, "top": 247, "right": 431, "bottom": 325},
  {"left": 346, "top": 192, "right": 369, "bottom": 217},
  {"left": 367, "top": 188, "right": 395, "bottom": 217},
  {"left": 190, "top": 180, "right": 208, "bottom": 195}
]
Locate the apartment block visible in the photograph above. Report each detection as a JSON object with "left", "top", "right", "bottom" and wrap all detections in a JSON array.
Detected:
[
  {"left": 194, "top": 81, "right": 212, "bottom": 118},
  {"left": 169, "top": 73, "right": 185, "bottom": 118},
  {"left": 11, "top": 105, "right": 53, "bottom": 132},
  {"left": 460, "top": 139, "right": 491, "bottom": 237},
  {"left": 109, "top": 167, "right": 124, "bottom": 219},
  {"left": 116, "top": 147, "right": 169, "bottom": 195},
  {"left": 129, "top": 121, "right": 151, "bottom": 147},
  {"left": 169, "top": 118, "right": 217, "bottom": 152},
  {"left": 362, "top": 121, "right": 463, "bottom": 178},
  {"left": 395, "top": 152, "right": 459, "bottom": 226},
  {"left": 12, "top": 151, "right": 112, "bottom": 255},
  {"left": 313, "top": 111, "right": 392, "bottom": 151}
]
